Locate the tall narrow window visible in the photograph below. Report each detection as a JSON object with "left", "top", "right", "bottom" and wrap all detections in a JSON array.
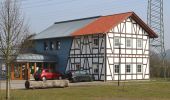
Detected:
[
  {"left": 50, "top": 41, "right": 54, "bottom": 50},
  {"left": 93, "top": 64, "right": 99, "bottom": 74},
  {"left": 44, "top": 42, "right": 48, "bottom": 51},
  {"left": 126, "top": 38, "right": 132, "bottom": 48},
  {"left": 76, "top": 64, "right": 80, "bottom": 70},
  {"left": 56, "top": 41, "right": 60, "bottom": 50},
  {"left": 126, "top": 65, "right": 131, "bottom": 73},
  {"left": 93, "top": 38, "right": 99, "bottom": 46},
  {"left": 114, "top": 37, "right": 120, "bottom": 47},
  {"left": 137, "top": 65, "right": 142, "bottom": 73},
  {"left": 114, "top": 65, "right": 119, "bottom": 74},
  {"left": 137, "top": 39, "right": 142, "bottom": 48}
]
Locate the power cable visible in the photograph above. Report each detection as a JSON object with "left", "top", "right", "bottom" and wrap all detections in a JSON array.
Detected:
[
  {"left": 32, "top": 0, "right": 134, "bottom": 14},
  {"left": 28, "top": 0, "right": 144, "bottom": 19},
  {"left": 21, "top": 0, "right": 78, "bottom": 9}
]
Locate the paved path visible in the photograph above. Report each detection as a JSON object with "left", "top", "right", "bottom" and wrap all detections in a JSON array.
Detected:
[
  {"left": 0, "top": 80, "right": 168, "bottom": 90},
  {"left": 0, "top": 80, "right": 115, "bottom": 90},
  {"left": 0, "top": 80, "right": 26, "bottom": 90}
]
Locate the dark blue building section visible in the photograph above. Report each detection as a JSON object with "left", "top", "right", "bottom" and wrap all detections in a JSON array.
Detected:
[{"left": 34, "top": 37, "right": 73, "bottom": 73}]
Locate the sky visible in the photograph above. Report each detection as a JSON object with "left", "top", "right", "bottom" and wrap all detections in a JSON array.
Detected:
[{"left": 20, "top": 0, "right": 170, "bottom": 49}]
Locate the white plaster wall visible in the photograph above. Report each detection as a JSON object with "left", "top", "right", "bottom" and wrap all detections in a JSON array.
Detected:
[{"left": 106, "top": 17, "right": 150, "bottom": 81}]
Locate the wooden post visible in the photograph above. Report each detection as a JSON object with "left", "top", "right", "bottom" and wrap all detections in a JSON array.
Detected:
[
  {"left": 20, "top": 63, "right": 22, "bottom": 80},
  {"left": 26, "top": 63, "right": 30, "bottom": 80},
  {"left": 34, "top": 62, "right": 37, "bottom": 74},
  {"left": 42, "top": 62, "right": 44, "bottom": 69},
  {"left": 48, "top": 62, "right": 51, "bottom": 69},
  {"left": 11, "top": 64, "right": 14, "bottom": 80}
]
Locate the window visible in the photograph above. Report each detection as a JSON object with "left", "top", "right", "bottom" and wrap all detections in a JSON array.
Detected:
[
  {"left": 1, "top": 64, "right": 6, "bottom": 76},
  {"left": 93, "top": 64, "right": 99, "bottom": 74},
  {"left": 93, "top": 38, "right": 99, "bottom": 46},
  {"left": 126, "top": 65, "right": 131, "bottom": 73},
  {"left": 76, "top": 64, "right": 80, "bottom": 70},
  {"left": 126, "top": 38, "right": 132, "bottom": 48},
  {"left": 114, "top": 65, "right": 119, "bottom": 74},
  {"left": 94, "top": 69, "right": 99, "bottom": 74},
  {"left": 56, "top": 41, "right": 60, "bottom": 50},
  {"left": 44, "top": 42, "right": 48, "bottom": 51},
  {"left": 137, "top": 65, "right": 142, "bottom": 73},
  {"left": 137, "top": 39, "right": 142, "bottom": 48},
  {"left": 114, "top": 38, "right": 120, "bottom": 47},
  {"left": 1, "top": 64, "right": 6, "bottom": 71},
  {"left": 50, "top": 41, "right": 54, "bottom": 50}
]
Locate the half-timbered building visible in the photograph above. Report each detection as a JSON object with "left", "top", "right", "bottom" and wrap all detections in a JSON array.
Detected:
[
  {"left": 65, "top": 12, "right": 157, "bottom": 81},
  {"left": 8, "top": 12, "right": 157, "bottom": 80}
]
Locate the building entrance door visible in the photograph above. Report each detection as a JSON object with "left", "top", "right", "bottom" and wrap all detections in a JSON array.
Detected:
[
  {"left": 12, "top": 63, "right": 28, "bottom": 80},
  {"left": 13, "top": 64, "right": 21, "bottom": 79}
]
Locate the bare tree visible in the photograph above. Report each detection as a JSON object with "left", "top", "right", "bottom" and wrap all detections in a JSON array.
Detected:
[{"left": 0, "top": 0, "right": 29, "bottom": 99}]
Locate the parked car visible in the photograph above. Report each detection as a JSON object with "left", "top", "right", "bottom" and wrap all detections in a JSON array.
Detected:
[
  {"left": 65, "top": 70, "right": 94, "bottom": 82},
  {"left": 34, "top": 69, "right": 62, "bottom": 81}
]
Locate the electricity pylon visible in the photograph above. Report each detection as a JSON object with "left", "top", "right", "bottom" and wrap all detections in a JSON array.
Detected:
[{"left": 147, "top": 0, "right": 166, "bottom": 79}]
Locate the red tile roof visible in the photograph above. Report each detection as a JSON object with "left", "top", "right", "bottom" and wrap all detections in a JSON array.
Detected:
[{"left": 71, "top": 12, "right": 158, "bottom": 38}]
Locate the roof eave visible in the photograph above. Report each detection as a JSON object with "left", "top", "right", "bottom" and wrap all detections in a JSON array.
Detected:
[{"left": 131, "top": 12, "right": 158, "bottom": 38}]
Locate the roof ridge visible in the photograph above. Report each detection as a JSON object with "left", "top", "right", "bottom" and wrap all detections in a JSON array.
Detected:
[
  {"left": 101, "top": 11, "right": 134, "bottom": 17},
  {"left": 54, "top": 16, "right": 100, "bottom": 24}
]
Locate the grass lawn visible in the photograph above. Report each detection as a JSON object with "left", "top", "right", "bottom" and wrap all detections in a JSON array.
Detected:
[{"left": 0, "top": 80, "right": 170, "bottom": 100}]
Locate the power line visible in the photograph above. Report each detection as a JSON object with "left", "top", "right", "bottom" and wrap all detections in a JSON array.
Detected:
[
  {"left": 21, "top": 0, "right": 55, "bottom": 5},
  {"left": 0, "top": 0, "right": 76, "bottom": 9},
  {"left": 24, "top": 0, "right": 118, "bottom": 14},
  {"left": 21, "top": 0, "right": 124, "bottom": 9},
  {"left": 27, "top": 0, "right": 143, "bottom": 19},
  {"left": 21, "top": 0, "right": 78, "bottom": 9},
  {"left": 18, "top": 0, "right": 146, "bottom": 33}
]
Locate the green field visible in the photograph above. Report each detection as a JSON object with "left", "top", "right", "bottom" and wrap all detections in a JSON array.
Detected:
[{"left": 0, "top": 80, "right": 170, "bottom": 100}]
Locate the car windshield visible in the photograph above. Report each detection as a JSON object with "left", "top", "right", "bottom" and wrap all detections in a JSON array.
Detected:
[
  {"left": 80, "top": 71, "right": 87, "bottom": 74},
  {"left": 73, "top": 71, "right": 87, "bottom": 75},
  {"left": 49, "top": 69, "right": 55, "bottom": 73}
]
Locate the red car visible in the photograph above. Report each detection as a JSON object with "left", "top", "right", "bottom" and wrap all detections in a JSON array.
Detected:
[{"left": 34, "top": 69, "right": 62, "bottom": 81}]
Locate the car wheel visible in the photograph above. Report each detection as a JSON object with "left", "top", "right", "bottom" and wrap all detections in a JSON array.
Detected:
[
  {"left": 72, "top": 77, "right": 77, "bottom": 83},
  {"left": 42, "top": 76, "right": 46, "bottom": 81}
]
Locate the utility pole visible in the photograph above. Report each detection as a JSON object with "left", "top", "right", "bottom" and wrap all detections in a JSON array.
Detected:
[
  {"left": 147, "top": 0, "right": 166, "bottom": 79},
  {"left": 118, "top": 43, "right": 122, "bottom": 86},
  {"left": 118, "top": 45, "right": 120, "bottom": 86}
]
